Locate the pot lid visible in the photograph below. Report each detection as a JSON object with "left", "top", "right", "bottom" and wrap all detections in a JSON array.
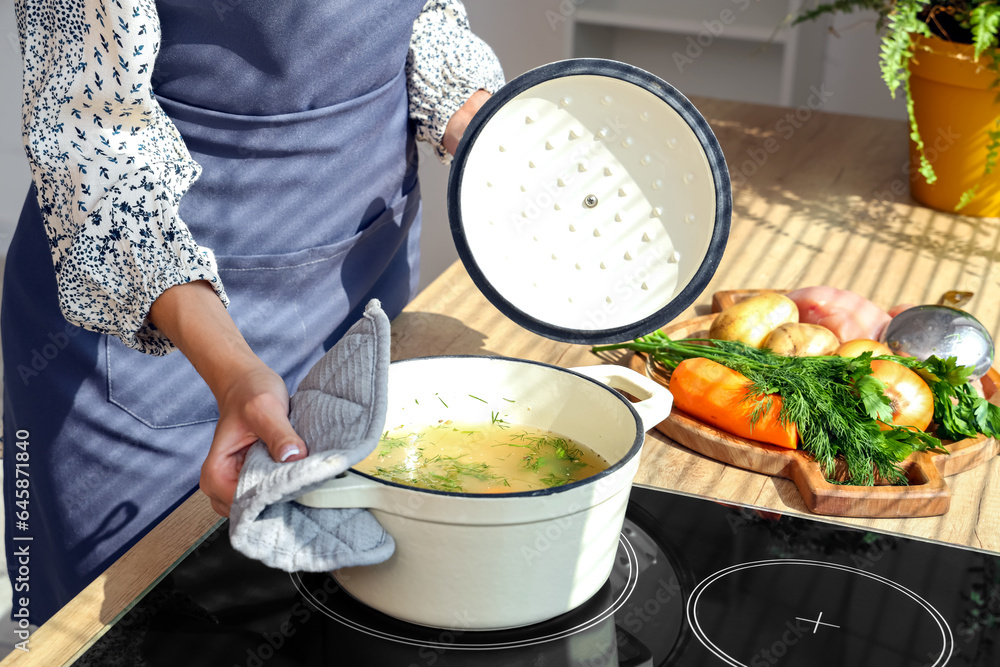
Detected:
[{"left": 448, "top": 59, "right": 731, "bottom": 345}]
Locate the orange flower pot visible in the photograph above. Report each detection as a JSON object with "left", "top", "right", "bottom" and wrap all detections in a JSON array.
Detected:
[{"left": 907, "top": 34, "right": 1000, "bottom": 217}]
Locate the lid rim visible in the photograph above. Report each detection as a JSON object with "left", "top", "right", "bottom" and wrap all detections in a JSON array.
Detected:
[{"left": 448, "top": 58, "right": 731, "bottom": 345}]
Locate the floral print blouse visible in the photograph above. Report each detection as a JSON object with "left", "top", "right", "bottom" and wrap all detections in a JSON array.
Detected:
[{"left": 16, "top": 0, "right": 504, "bottom": 355}]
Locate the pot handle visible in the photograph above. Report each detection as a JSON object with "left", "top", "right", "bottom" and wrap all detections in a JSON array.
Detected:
[
  {"left": 571, "top": 364, "right": 674, "bottom": 433},
  {"left": 294, "top": 472, "right": 386, "bottom": 510}
]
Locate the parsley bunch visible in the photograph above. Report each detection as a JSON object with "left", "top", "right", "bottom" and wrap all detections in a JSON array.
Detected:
[{"left": 897, "top": 355, "right": 1000, "bottom": 440}]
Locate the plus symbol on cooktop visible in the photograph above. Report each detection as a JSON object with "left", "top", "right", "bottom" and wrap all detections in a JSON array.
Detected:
[{"left": 795, "top": 611, "right": 841, "bottom": 634}]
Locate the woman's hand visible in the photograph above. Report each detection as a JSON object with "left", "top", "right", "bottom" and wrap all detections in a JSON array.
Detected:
[
  {"left": 201, "top": 363, "right": 306, "bottom": 516},
  {"left": 149, "top": 280, "right": 307, "bottom": 517},
  {"left": 443, "top": 89, "right": 491, "bottom": 156}
]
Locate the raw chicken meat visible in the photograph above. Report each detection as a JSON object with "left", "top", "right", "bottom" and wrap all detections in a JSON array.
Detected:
[
  {"left": 786, "top": 286, "right": 892, "bottom": 342},
  {"left": 887, "top": 303, "right": 916, "bottom": 317}
]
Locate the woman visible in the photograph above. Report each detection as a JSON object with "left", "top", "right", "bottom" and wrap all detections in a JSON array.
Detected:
[{"left": 5, "top": 0, "right": 503, "bottom": 624}]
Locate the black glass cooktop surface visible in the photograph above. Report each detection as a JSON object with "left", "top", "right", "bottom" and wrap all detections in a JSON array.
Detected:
[{"left": 76, "top": 485, "right": 1000, "bottom": 666}]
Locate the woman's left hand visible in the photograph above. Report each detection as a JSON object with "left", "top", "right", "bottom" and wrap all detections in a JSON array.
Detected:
[{"left": 443, "top": 89, "right": 491, "bottom": 155}]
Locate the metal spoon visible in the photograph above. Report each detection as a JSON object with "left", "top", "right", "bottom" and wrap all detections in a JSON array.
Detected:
[{"left": 880, "top": 305, "right": 995, "bottom": 380}]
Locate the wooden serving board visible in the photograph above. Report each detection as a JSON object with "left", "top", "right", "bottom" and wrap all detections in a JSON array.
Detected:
[{"left": 628, "top": 292, "right": 1000, "bottom": 519}]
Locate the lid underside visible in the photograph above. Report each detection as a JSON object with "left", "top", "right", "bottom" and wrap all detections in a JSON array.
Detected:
[{"left": 449, "top": 60, "right": 731, "bottom": 345}]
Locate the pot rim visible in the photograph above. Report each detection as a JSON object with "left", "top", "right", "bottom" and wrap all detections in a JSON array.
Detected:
[{"left": 352, "top": 354, "right": 645, "bottom": 499}]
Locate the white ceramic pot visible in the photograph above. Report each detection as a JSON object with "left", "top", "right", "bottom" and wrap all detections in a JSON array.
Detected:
[{"left": 296, "top": 355, "right": 673, "bottom": 630}]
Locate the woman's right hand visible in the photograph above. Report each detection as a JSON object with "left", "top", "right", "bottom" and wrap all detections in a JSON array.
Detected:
[
  {"left": 149, "top": 280, "right": 307, "bottom": 517},
  {"left": 201, "top": 362, "right": 307, "bottom": 517}
]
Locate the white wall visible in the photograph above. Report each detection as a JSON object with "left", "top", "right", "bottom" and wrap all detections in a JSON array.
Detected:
[
  {"left": 0, "top": 3, "right": 907, "bottom": 295},
  {"left": 820, "top": 11, "right": 907, "bottom": 121}
]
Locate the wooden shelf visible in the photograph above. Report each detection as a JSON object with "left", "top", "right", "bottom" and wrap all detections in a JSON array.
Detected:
[
  {"left": 578, "top": 0, "right": 795, "bottom": 33},
  {"left": 573, "top": 22, "right": 786, "bottom": 107},
  {"left": 575, "top": 7, "right": 790, "bottom": 45},
  {"left": 567, "top": 0, "right": 828, "bottom": 109}
]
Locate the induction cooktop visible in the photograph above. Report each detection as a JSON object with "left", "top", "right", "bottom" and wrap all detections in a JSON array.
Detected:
[{"left": 74, "top": 485, "right": 1000, "bottom": 666}]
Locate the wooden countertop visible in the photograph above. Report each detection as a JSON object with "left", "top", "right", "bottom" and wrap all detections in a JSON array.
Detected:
[{"left": 5, "top": 97, "right": 999, "bottom": 666}]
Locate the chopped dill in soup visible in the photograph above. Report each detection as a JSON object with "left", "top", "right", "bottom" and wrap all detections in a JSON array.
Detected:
[{"left": 354, "top": 420, "right": 609, "bottom": 493}]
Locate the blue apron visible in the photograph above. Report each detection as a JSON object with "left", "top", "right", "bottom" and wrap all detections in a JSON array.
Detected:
[{"left": 3, "top": 0, "right": 426, "bottom": 623}]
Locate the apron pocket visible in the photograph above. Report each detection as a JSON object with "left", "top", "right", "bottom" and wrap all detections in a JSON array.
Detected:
[{"left": 106, "top": 198, "right": 414, "bottom": 429}]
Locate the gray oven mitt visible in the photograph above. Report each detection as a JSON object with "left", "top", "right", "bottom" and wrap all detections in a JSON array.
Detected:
[{"left": 228, "top": 299, "right": 394, "bottom": 572}]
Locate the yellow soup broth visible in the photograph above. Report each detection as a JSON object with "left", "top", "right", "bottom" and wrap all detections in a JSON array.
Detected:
[{"left": 354, "top": 421, "right": 609, "bottom": 493}]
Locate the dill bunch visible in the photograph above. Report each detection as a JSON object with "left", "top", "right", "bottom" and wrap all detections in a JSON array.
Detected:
[{"left": 593, "top": 331, "right": 978, "bottom": 486}]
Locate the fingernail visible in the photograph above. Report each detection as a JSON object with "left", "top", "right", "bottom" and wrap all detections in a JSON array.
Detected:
[{"left": 279, "top": 445, "right": 301, "bottom": 462}]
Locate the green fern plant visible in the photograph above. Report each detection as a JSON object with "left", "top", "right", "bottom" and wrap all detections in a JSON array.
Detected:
[{"left": 794, "top": 1, "right": 1000, "bottom": 211}]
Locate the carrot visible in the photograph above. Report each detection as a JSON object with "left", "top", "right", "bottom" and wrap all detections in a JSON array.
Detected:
[{"left": 669, "top": 357, "right": 798, "bottom": 449}]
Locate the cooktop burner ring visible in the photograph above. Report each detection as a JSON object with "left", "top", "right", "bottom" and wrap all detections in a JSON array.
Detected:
[
  {"left": 288, "top": 532, "right": 641, "bottom": 651},
  {"left": 686, "top": 558, "right": 956, "bottom": 667}
]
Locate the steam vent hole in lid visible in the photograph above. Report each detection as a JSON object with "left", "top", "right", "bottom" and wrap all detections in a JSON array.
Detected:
[{"left": 451, "top": 62, "right": 730, "bottom": 344}]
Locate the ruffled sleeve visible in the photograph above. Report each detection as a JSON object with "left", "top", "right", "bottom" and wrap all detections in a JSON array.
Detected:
[
  {"left": 406, "top": 0, "right": 505, "bottom": 163},
  {"left": 17, "top": 0, "right": 227, "bottom": 355}
]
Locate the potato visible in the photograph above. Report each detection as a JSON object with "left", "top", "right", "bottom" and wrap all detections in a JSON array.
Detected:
[
  {"left": 762, "top": 322, "right": 840, "bottom": 356},
  {"left": 708, "top": 293, "right": 798, "bottom": 348}
]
